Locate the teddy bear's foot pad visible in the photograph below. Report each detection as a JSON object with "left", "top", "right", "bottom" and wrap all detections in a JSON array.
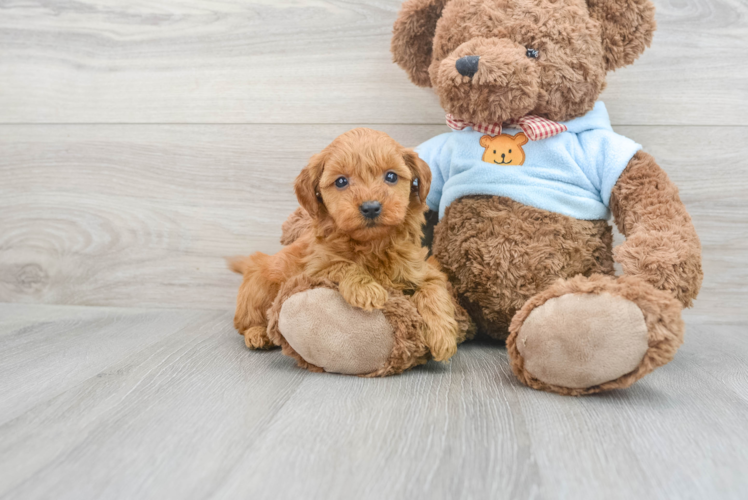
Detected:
[
  {"left": 515, "top": 293, "right": 649, "bottom": 389},
  {"left": 278, "top": 288, "right": 395, "bottom": 375}
]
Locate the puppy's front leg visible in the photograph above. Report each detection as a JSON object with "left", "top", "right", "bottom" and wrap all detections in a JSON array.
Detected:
[
  {"left": 325, "top": 262, "right": 388, "bottom": 312},
  {"left": 411, "top": 262, "right": 460, "bottom": 362}
]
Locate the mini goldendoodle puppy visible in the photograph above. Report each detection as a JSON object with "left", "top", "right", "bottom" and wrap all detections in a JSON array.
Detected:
[{"left": 231, "top": 128, "right": 462, "bottom": 368}]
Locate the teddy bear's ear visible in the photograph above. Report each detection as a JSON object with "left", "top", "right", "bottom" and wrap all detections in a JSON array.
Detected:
[
  {"left": 479, "top": 135, "right": 493, "bottom": 147},
  {"left": 294, "top": 151, "right": 327, "bottom": 219},
  {"left": 587, "top": 0, "right": 657, "bottom": 71},
  {"left": 391, "top": 0, "right": 452, "bottom": 87}
]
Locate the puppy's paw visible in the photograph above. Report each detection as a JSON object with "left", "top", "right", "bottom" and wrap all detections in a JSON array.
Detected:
[
  {"left": 244, "top": 326, "right": 275, "bottom": 350},
  {"left": 339, "top": 279, "right": 389, "bottom": 311},
  {"left": 424, "top": 317, "right": 460, "bottom": 362}
]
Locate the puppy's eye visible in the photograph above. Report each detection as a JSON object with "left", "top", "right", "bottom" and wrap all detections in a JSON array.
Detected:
[
  {"left": 526, "top": 48, "right": 539, "bottom": 59},
  {"left": 384, "top": 171, "right": 398, "bottom": 185},
  {"left": 335, "top": 176, "right": 348, "bottom": 189}
]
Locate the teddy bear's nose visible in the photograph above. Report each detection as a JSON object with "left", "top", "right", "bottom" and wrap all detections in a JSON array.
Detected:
[{"left": 456, "top": 56, "right": 480, "bottom": 78}]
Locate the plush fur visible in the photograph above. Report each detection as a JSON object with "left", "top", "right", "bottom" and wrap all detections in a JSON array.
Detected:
[
  {"left": 506, "top": 274, "right": 684, "bottom": 396},
  {"left": 392, "top": 0, "right": 702, "bottom": 394},
  {"left": 610, "top": 151, "right": 703, "bottom": 307},
  {"left": 433, "top": 195, "right": 615, "bottom": 340},
  {"left": 231, "top": 128, "right": 463, "bottom": 366}
]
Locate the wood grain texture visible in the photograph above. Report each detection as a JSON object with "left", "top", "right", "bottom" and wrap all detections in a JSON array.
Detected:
[
  {"left": 1, "top": 124, "right": 745, "bottom": 319},
  {"left": 1, "top": 0, "right": 746, "bottom": 498},
  {"left": 0, "top": 304, "right": 745, "bottom": 500},
  {"left": 0, "top": 0, "right": 746, "bottom": 125}
]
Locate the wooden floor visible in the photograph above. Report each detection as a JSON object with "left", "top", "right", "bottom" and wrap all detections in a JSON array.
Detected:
[
  {"left": 1, "top": 304, "right": 746, "bottom": 499},
  {"left": 1, "top": 0, "right": 747, "bottom": 498}
]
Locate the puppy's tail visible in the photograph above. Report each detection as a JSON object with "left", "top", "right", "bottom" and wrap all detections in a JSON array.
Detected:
[{"left": 227, "top": 255, "right": 249, "bottom": 275}]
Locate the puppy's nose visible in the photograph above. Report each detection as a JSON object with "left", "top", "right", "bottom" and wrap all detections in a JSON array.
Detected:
[
  {"left": 456, "top": 56, "right": 480, "bottom": 78},
  {"left": 360, "top": 201, "right": 382, "bottom": 220}
]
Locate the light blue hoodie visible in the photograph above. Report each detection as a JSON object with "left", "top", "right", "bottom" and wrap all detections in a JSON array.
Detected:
[{"left": 415, "top": 102, "right": 641, "bottom": 220}]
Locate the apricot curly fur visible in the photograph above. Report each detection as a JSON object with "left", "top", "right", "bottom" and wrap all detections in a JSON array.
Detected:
[
  {"left": 280, "top": 207, "right": 312, "bottom": 246},
  {"left": 506, "top": 274, "right": 684, "bottom": 396},
  {"left": 232, "top": 128, "right": 469, "bottom": 371}
]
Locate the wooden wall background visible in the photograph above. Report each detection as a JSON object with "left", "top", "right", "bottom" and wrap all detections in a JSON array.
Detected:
[{"left": 1, "top": 0, "right": 747, "bottom": 322}]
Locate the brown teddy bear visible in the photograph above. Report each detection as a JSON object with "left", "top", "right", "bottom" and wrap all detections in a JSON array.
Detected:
[
  {"left": 257, "top": 0, "right": 702, "bottom": 395},
  {"left": 389, "top": 0, "right": 703, "bottom": 394}
]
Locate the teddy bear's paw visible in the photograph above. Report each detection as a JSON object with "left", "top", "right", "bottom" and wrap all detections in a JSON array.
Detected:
[
  {"left": 514, "top": 293, "right": 650, "bottom": 390},
  {"left": 506, "top": 275, "right": 685, "bottom": 395},
  {"left": 278, "top": 288, "right": 395, "bottom": 375}
]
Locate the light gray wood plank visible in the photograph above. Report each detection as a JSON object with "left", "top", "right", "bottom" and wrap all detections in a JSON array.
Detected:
[
  {"left": 0, "top": 303, "right": 216, "bottom": 424},
  {"left": 0, "top": 0, "right": 746, "bottom": 125},
  {"left": 1, "top": 124, "right": 745, "bottom": 320},
  {"left": 521, "top": 321, "right": 748, "bottom": 500},
  {"left": 0, "top": 305, "right": 746, "bottom": 500},
  {"left": 0, "top": 306, "right": 307, "bottom": 500}
]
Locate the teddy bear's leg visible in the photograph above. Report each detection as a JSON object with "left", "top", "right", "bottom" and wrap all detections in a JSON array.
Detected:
[
  {"left": 432, "top": 195, "right": 616, "bottom": 340},
  {"left": 506, "top": 274, "right": 684, "bottom": 396},
  {"left": 265, "top": 275, "right": 439, "bottom": 377}
]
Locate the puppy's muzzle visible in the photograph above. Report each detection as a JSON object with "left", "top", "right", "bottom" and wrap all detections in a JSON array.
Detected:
[{"left": 359, "top": 201, "right": 382, "bottom": 220}]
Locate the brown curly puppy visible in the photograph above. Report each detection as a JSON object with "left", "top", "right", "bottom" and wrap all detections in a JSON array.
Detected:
[{"left": 231, "top": 128, "right": 461, "bottom": 367}]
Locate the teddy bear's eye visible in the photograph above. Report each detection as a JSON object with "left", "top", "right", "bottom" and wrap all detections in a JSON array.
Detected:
[
  {"left": 526, "top": 48, "right": 539, "bottom": 59},
  {"left": 493, "top": 150, "right": 496, "bottom": 154},
  {"left": 509, "top": 149, "right": 512, "bottom": 153},
  {"left": 384, "top": 171, "right": 398, "bottom": 185},
  {"left": 335, "top": 176, "right": 349, "bottom": 189}
]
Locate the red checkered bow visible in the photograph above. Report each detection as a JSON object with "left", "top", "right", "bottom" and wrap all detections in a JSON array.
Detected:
[{"left": 445, "top": 114, "right": 568, "bottom": 140}]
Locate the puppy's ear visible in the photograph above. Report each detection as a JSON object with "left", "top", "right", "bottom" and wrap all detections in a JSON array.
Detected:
[
  {"left": 403, "top": 149, "right": 431, "bottom": 204},
  {"left": 294, "top": 151, "right": 326, "bottom": 218}
]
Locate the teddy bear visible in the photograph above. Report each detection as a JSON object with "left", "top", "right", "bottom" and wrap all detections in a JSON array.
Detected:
[
  {"left": 258, "top": 0, "right": 702, "bottom": 395},
  {"left": 388, "top": 0, "right": 703, "bottom": 394}
]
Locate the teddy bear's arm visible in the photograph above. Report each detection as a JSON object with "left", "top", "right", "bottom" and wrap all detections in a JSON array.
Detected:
[{"left": 609, "top": 151, "right": 703, "bottom": 307}]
